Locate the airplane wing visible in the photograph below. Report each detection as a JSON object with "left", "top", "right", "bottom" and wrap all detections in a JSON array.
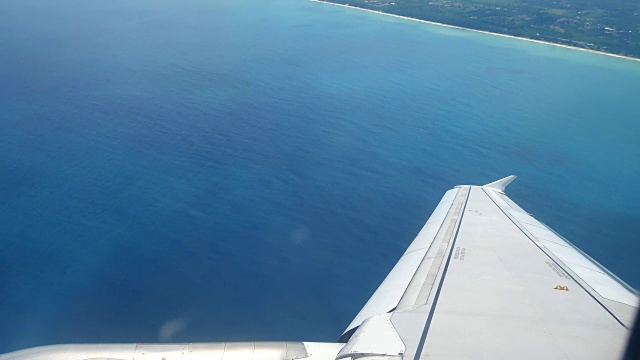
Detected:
[
  {"left": 337, "top": 176, "right": 638, "bottom": 359},
  {"left": 2, "top": 177, "right": 637, "bottom": 360}
]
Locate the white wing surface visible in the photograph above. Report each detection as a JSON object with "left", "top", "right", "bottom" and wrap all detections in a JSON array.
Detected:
[{"left": 339, "top": 177, "right": 638, "bottom": 360}]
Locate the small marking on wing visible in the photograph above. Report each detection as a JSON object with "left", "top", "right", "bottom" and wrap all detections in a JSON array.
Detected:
[
  {"left": 545, "top": 261, "right": 570, "bottom": 279},
  {"left": 453, "top": 247, "right": 466, "bottom": 261}
]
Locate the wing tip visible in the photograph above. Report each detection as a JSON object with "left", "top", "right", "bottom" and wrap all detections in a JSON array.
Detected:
[{"left": 483, "top": 175, "right": 517, "bottom": 192}]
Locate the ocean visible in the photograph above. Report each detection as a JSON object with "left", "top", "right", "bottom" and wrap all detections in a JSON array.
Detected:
[{"left": 0, "top": 0, "right": 639, "bottom": 353}]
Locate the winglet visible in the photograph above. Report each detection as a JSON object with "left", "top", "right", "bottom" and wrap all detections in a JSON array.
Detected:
[{"left": 483, "top": 175, "right": 517, "bottom": 192}]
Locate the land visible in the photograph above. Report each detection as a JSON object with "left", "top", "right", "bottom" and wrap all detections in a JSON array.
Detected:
[{"left": 317, "top": 0, "right": 640, "bottom": 59}]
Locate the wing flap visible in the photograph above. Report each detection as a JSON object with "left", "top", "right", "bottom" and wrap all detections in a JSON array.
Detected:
[{"left": 337, "top": 314, "right": 405, "bottom": 359}]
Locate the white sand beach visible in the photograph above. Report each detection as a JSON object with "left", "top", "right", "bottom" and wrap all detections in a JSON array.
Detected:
[{"left": 311, "top": 0, "right": 640, "bottom": 63}]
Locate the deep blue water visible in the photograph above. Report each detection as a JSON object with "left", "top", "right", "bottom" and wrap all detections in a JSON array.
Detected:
[{"left": 1, "top": 0, "right": 639, "bottom": 353}]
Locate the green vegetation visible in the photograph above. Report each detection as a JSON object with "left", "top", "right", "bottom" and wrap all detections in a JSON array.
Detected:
[{"left": 325, "top": 0, "right": 640, "bottom": 58}]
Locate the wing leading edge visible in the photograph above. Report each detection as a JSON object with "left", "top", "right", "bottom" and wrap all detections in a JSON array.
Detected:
[{"left": 339, "top": 177, "right": 638, "bottom": 360}]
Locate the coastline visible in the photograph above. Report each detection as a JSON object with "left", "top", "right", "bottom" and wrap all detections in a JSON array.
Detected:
[{"left": 311, "top": 0, "right": 640, "bottom": 63}]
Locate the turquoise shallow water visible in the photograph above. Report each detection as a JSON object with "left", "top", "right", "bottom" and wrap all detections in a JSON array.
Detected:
[{"left": 0, "top": 0, "right": 639, "bottom": 352}]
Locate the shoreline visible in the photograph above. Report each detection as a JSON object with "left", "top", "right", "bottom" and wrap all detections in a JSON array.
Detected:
[{"left": 311, "top": 0, "right": 640, "bottom": 63}]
